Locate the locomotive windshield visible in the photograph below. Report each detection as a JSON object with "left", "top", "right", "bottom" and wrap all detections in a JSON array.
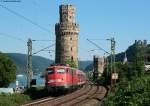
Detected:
[
  {"left": 57, "top": 69, "right": 65, "bottom": 74},
  {"left": 47, "top": 69, "right": 54, "bottom": 74}
]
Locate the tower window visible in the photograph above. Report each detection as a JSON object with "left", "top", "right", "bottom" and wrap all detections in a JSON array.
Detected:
[
  {"left": 71, "top": 47, "right": 72, "bottom": 51},
  {"left": 70, "top": 37, "right": 72, "bottom": 40},
  {"left": 71, "top": 56, "right": 73, "bottom": 61},
  {"left": 69, "top": 16, "right": 72, "bottom": 19}
]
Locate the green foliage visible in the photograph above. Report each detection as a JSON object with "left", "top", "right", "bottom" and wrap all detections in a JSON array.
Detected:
[
  {"left": 0, "top": 53, "right": 16, "bottom": 87},
  {"left": 102, "top": 44, "right": 149, "bottom": 106},
  {"left": 132, "top": 44, "right": 145, "bottom": 77},
  {"left": 0, "top": 93, "right": 31, "bottom": 106},
  {"left": 98, "top": 62, "right": 129, "bottom": 85},
  {"left": 100, "top": 43, "right": 146, "bottom": 85},
  {"left": 104, "top": 74, "right": 150, "bottom": 106},
  {"left": 65, "top": 58, "right": 77, "bottom": 68}
]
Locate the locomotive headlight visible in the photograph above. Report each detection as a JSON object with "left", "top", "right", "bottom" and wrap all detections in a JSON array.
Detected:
[
  {"left": 56, "top": 79, "right": 62, "bottom": 82},
  {"left": 48, "top": 79, "right": 55, "bottom": 82},
  {"left": 48, "top": 79, "right": 63, "bottom": 82}
]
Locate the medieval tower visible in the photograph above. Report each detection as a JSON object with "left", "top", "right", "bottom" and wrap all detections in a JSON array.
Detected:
[
  {"left": 55, "top": 4, "right": 79, "bottom": 67},
  {"left": 93, "top": 55, "right": 105, "bottom": 80}
]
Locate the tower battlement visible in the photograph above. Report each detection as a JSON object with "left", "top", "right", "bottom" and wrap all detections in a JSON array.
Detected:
[
  {"left": 135, "top": 40, "right": 147, "bottom": 47},
  {"left": 55, "top": 23, "right": 79, "bottom": 33},
  {"left": 59, "top": 4, "right": 76, "bottom": 23}
]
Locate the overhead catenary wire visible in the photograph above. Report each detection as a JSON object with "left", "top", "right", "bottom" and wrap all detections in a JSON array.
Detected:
[
  {"left": 32, "top": 39, "right": 55, "bottom": 50},
  {"left": 33, "top": 44, "right": 55, "bottom": 55},
  {"left": 0, "top": 4, "right": 50, "bottom": 33},
  {"left": 0, "top": 32, "right": 26, "bottom": 42},
  {"left": 32, "top": 40, "right": 55, "bottom": 42},
  {"left": 87, "top": 39, "right": 110, "bottom": 54},
  {"left": 87, "top": 39, "right": 109, "bottom": 41}
]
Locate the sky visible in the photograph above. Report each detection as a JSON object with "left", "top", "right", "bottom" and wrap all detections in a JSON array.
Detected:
[{"left": 0, "top": 0, "right": 150, "bottom": 60}]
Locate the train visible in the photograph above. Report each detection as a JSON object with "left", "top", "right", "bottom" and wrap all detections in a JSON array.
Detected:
[{"left": 45, "top": 64, "right": 86, "bottom": 92}]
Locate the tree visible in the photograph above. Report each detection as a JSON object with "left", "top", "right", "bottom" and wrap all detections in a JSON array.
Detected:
[
  {"left": 65, "top": 58, "right": 77, "bottom": 68},
  {"left": 0, "top": 53, "right": 16, "bottom": 87},
  {"left": 99, "top": 61, "right": 133, "bottom": 86},
  {"left": 132, "top": 44, "right": 145, "bottom": 77}
]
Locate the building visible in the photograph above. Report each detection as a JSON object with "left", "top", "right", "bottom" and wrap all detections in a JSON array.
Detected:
[
  {"left": 93, "top": 55, "right": 105, "bottom": 80},
  {"left": 55, "top": 4, "right": 79, "bottom": 67},
  {"left": 135, "top": 40, "right": 147, "bottom": 47}
]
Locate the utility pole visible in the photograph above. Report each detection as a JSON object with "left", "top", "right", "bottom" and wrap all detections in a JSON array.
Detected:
[
  {"left": 110, "top": 37, "right": 116, "bottom": 86},
  {"left": 27, "top": 38, "right": 32, "bottom": 88},
  {"left": 104, "top": 53, "right": 109, "bottom": 81}
]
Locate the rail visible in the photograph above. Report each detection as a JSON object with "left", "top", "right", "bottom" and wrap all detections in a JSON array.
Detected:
[{"left": 21, "top": 84, "right": 106, "bottom": 106}]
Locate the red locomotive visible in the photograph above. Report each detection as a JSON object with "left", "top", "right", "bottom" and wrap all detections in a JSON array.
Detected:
[{"left": 45, "top": 64, "right": 86, "bottom": 92}]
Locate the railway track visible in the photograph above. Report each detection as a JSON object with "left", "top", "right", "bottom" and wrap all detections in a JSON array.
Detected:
[{"left": 21, "top": 85, "right": 106, "bottom": 106}]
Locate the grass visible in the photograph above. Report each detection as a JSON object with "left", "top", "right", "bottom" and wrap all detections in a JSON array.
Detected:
[{"left": 0, "top": 93, "right": 31, "bottom": 106}]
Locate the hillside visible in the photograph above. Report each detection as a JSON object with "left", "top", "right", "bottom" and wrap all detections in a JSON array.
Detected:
[
  {"left": 78, "top": 60, "right": 92, "bottom": 70},
  {"left": 115, "top": 43, "right": 150, "bottom": 62},
  {"left": 6, "top": 53, "right": 92, "bottom": 74},
  {"left": 6, "top": 53, "right": 54, "bottom": 74}
]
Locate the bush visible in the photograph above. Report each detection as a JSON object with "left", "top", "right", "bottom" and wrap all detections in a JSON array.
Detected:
[{"left": 103, "top": 74, "right": 150, "bottom": 106}]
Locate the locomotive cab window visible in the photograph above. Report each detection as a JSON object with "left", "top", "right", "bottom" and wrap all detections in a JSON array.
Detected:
[
  {"left": 57, "top": 69, "right": 65, "bottom": 74},
  {"left": 47, "top": 69, "right": 54, "bottom": 74}
]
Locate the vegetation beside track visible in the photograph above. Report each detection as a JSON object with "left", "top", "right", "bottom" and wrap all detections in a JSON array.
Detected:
[
  {"left": 99, "top": 42, "right": 150, "bottom": 105},
  {"left": 103, "top": 74, "right": 150, "bottom": 106},
  {"left": 0, "top": 93, "right": 31, "bottom": 106},
  {"left": 0, "top": 87, "right": 47, "bottom": 106}
]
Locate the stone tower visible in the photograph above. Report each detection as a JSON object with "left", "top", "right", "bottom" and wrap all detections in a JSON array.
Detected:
[
  {"left": 55, "top": 4, "right": 79, "bottom": 67},
  {"left": 93, "top": 55, "right": 105, "bottom": 80}
]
